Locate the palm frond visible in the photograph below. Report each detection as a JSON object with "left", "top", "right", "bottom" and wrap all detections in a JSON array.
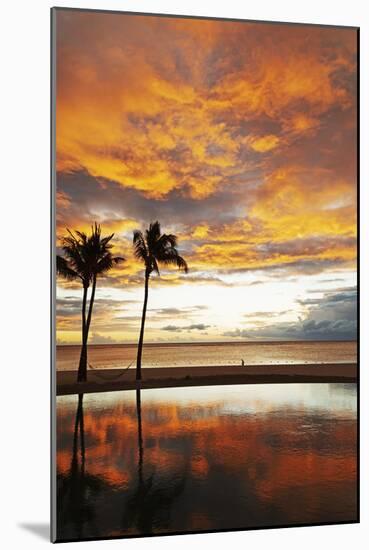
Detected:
[
  {"left": 96, "top": 255, "right": 114, "bottom": 274},
  {"left": 61, "top": 241, "right": 90, "bottom": 281},
  {"left": 157, "top": 249, "right": 188, "bottom": 272},
  {"left": 153, "top": 233, "right": 177, "bottom": 254},
  {"left": 133, "top": 222, "right": 188, "bottom": 276},
  {"left": 73, "top": 230, "right": 88, "bottom": 244},
  {"left": 176, "top": 255, "right": 188, "bottom": 273},
  {"left": 145, "top": 221, "right": 161, "bottom": 253},
  {"left": 100, "top": 234, "right": 114, "bottom": 248},
  {"left": 113, "top": 256, "right": 125, "bottom": 265},
  {"left": 58, "top": 224, "right": 124, "bottom": 283},
  {"left": 133, "top": 230, "right": 148, "bottom": 261},
  {"left": 56, "top": 255, "right": 81, "bottom": 281},
  {"left": 133, "top": 230, "right": 142, "bottom": 243},
  {"left": 96, "top": 254, "right": 125, "bottom": 275}
]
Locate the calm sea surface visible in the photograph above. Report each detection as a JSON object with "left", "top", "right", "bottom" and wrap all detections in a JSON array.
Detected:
[
  {"left": 56, "top": 383, "right": 357, "bottom": 540},
  {"left": 56, "top": 341, "right": 357, "bottom": 371}
]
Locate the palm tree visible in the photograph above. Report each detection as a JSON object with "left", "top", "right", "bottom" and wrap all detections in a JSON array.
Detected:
[
  {"left": 133, "top": 221, "right": 188, "bottom": 381},
  {"left": 57, "top": 223, "right": 125, "bottom": 382}
]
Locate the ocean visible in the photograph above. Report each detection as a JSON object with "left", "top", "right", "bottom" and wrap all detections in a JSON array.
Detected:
[{"left": 56, "top": 340, "right": 357, "bottom": 371}]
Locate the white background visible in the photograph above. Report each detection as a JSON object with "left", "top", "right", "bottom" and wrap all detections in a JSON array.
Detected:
[{"left": 1, "top": 0, "right": 368, "bottom": 548}]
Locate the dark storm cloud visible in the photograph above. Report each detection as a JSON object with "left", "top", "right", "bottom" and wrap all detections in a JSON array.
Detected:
[
  {"left": 243, "top": 310, "right": 292, "bottom": 318},
  {"left": 223, "top": 288, "right": 357, "bottom": 341},
  {"left": 161, "top": 323, "right": 211, "bottom": 332},
  {"left": 57, "top": 170, "right": 248, "bottom": 229},
  {"left": 217, "top": 258, "right": 352, "bottom": 277},
  {"left": 56, "top": 296, "right": 142, "bottom": 333},
  {"left": 301, "top": 288, "right": 357, "bottom": 324},
  {"left": 149, "top": 305, "right": 208, "bottom": 316},
  {"left": 150, "top": 307, "right": 182, "bottom": 315},
  {"left": 89, "top": 332, "right": 117, "bottom": 344},
  {"left": 56, "top": 296, "right": 138, "bottom": 317},
  {"left": 255, "top": 236, "right": 357, "bottom": 259},
  {"left": 223, "top": 320, "right": 356, "bottom": 341},
  {"left": 298, "top": 291, "right": 357, "bottom": 309}
]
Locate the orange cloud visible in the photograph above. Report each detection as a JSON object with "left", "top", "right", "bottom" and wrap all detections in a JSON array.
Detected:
[
  {"left": 56, "top": 13, "right": 356, "bottom": 201},
  {"left": 288, "top": 114, "right": 320, "bottom": 133},
  {"left": 249, "top": 135, "right": 280, "bottom": 153}
]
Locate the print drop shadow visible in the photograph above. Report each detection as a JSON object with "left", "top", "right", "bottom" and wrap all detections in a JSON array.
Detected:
[
  {"left": 120, "top": 388, "right": 187, "bottom": 535},
  {"left": 18, "top": 522, "right": 49, "bottom": 541}
]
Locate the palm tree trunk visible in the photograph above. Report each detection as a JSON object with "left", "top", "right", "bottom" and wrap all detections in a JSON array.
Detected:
[
  {"left": 136, "top": 388, "right": 144, "bottom": 484},
  {"left": 77, "top": 285, "right": 88, "bottom": 382},
  {"left": 71, "top": 394, "right": 82, "bottom": 471},
  {"left": 85, "top": 275, "right": 97, "bottom": 335},
  {"left": 77, "top": 276, "right": 97, "bottom": 383},
  {"left": 78, "top": 394, "right": 85, "bottom": 476},
  {"left": 136, "top": 270, "right": 149, "bottom": 381}
]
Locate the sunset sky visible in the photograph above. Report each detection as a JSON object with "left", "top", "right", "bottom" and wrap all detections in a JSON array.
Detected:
[{"left": 55, "top": 10, "right": 357, "bottom": 345}]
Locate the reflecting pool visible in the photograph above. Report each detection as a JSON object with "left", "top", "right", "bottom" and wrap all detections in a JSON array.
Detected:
[{"left": 56, "top": 383, "right": 357, "bottom": 541}]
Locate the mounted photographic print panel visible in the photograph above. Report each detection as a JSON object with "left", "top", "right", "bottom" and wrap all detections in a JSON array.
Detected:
[{"left": 51, "top": 7, "right": 359, "bottom": 543}]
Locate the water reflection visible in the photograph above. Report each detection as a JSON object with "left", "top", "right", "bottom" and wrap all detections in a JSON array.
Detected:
[
  {"left": 56, "top": 384, "right": 357, "bottom": 541},
  {"left": 136, "top": 389, "right": 143, "bottom": 485},
  {"left": 121, "top": 389, "right": 188, "bottom": 534},
  {"left": 57, "top": 394, "right": 110, "bottom": 540}
]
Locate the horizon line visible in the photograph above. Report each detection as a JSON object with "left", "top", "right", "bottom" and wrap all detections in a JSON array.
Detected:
[{"left": 56, "top": 339, "right": 357, "bottom": 347}]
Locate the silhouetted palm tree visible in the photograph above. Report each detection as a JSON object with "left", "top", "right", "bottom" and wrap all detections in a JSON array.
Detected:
[
  {"left": 57, "top": 223, "right": 125, "bottom": 382},
  {"left": 133, "top": 221, "right": 188, "bottom": 381}
]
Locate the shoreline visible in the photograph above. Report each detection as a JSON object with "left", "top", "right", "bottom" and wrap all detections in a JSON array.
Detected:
[{"left": 56, "top": 363, "right": 357, "bottom": 396}]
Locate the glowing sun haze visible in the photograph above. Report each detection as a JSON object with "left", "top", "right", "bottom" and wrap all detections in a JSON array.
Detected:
[{"left": 55, "top": 10, "right": 357, "bottom": 345}]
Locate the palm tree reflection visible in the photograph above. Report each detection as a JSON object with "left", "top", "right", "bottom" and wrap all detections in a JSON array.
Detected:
[
  {"left": 58, "top": 390, "right": 189, "bottom": 539},
  {"left": 71, "top": 394, "right": 85, "bottom": 477},
  {"left": 136, "top": 388, "right": 144, "bottom": 484},
  {"left": 121, "top": 388, "right": 187, "bottom": 534},
  {"left": 57, "top": 394, "right": 105, "bottom": 540}
]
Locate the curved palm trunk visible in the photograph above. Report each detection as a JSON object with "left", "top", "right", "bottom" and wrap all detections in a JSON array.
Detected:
[
  {"left": 77, "top": 285, "right": 88, "bottom": 382},
  {"left": 136, "top": 271, "right": 149, "bottom": 381},
  {"left": 72, "top": 394, "right": 85, "bottom": 472},
  {"left": 77, "top": 276, "right": 97, "bottom": 383},
  {"left": 69, "top": 393, "right": 85, "bottom": 542},
  {"left": 136, "top": 388, "right": 144, "bottom": 484},
  {"left": 78, "top": 394, "right": 86, "bottom": 476}
]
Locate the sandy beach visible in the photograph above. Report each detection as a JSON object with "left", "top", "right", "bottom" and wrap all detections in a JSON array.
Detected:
[{"left": 56, "top": 362, "right": 357, "bottom": 395}]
